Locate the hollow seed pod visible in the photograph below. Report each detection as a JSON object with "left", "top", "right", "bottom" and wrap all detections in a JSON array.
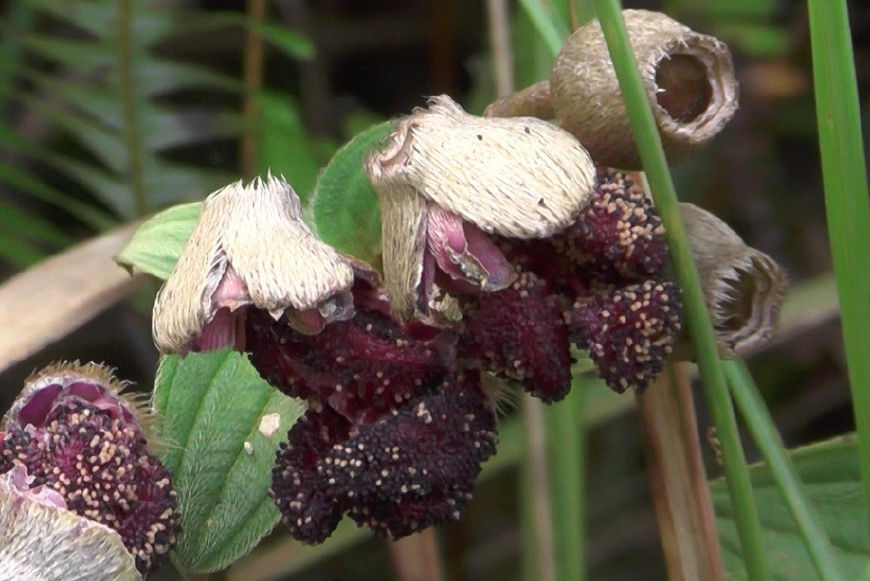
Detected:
[
  {"left": 487, "top": 10, "right": 738, "bottom": 170},
  {"left": 679, "top": 203, "right": 788, "bottom": 357},
  {"left": 367, "top": 95, "right": 596, "bottom": 321},
  {"left": 553, "top": 10, "right": 738, "bottom": 169},
  {"left": 152, "top": 175, "right": 356, "bottom": 353}
]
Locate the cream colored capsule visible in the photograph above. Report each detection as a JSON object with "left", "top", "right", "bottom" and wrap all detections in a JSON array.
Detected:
[
  {"left": 681, "top": 203, "right": 787, "bottom": 357},
  {"left": 366, "top": 95, "right": 596, "bottom": 320},
  {"left": 487, "top": 10, "right": 738, "bottom": 170},
  {"left": 152, "top": 176, "right": 356, "bottom": 353}
]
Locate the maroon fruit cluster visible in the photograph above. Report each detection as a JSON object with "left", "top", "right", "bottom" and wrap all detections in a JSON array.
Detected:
[{"left": 230, "top": 169, "right": 682, "bottom": 544}]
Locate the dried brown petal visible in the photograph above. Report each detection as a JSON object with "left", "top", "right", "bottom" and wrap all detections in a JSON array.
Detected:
[
  {"left": 494, "top": 10, "right": 739, "bottom": 169},
  {"left": 367, "top": 95, "right": 595, "bottom": 320},
  {"left": 376, "top": 179, "right": 430, "bottom": 320},
  {"left": 0, "top": 464, "right": 139, "bottom": 581},
  {"left": 680, "top": 203, "right": 788, "bottom": 356},
  {"left": 367, "top": 95, "right": 595, "bottom": 239},
  {"left": 153, "top": 176, "right": 355, "bottom": 353}
]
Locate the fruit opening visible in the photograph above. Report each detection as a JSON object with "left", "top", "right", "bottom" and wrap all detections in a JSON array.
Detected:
[
  {"left": 715, "top": 268, "right": 755, "bottom": 333},
  {"left": 654, "top": 54, "right": 713, "bottom": 123}
]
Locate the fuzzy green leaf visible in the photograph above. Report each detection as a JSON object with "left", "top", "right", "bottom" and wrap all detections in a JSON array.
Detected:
[
  {"left": 713, "top": 435, "right": 870, "bottom": 579},
  {"left": 311, "top": 121, "right": 395, "bottom": 264},
  {"left": 153, "top": 350, "right": 305, "bottom": 573},
  {"left": 116, "top": 202, "right": 201, "bottom": 278}
]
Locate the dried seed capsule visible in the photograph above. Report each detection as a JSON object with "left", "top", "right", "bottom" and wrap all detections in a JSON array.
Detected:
[
  {"left": 552, "top": 10, "right": 737, "bottom": 168},
  {"left": 367, "top": 95, "right": 596, "bottom": 320},
  {"left": 487, "top": 10, "right": 738, "bottom": 170},
  {"left": 0, "top": 464, "right": 140, "bottom": 580},
  {"left": 679, "top": 203, "right": 788, "bottom": 357},
  {"left": 152, "top": 175, "right": 356, "bottom": 353},
  {"left": 0, "top": 362, "right": 180, "bottom": 575}
]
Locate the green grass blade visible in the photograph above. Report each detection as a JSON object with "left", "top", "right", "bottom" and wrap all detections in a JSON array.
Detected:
[
  {"left": 545, "top": 380, "right": 586, "bottom": 581},
  {"left": 587, "top": 2, "right": 771, "bottom": 578},
  {"left": 514, "top": 5, "right": 587, "bottom": 579},
  {"left": 520, "top": 395, "right": 556, "bottom": 581},
  {"left": 516, "top": 0, "right": 569, "bottom": 57},
  {"left": 725, "top": 360, "right": 845, "bottom": 580},
  {"left": 806, "top": 0, "right": 870, "bottom": 533}
]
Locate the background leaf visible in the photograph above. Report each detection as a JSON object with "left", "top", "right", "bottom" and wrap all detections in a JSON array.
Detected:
[
  {"left": 258, "top": 92, "right": 326, "bottom": 200},
  {"left": 311, "top": 121, "right": 395, "bottom": 264},
  {"left": 153, "top": 350, "right": 305, "bottom": 573},
  {"left": 115, "top": 202, "right": 201, "bottom": 279},
  {"left": 713, "top": 435, "right": 870, "bottom": 579}
]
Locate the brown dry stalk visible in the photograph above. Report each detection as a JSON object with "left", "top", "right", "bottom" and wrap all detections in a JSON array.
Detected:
[
  {"left": 241, "top": 0, "right": 266, "bottom": 177},
  {"left": 0, "top": 222, "right": 143, "bottom": 374},
  {"left": 387, "top": 529, "right": 446, "bottom": 581},
  {"left": 637, "top": 362, "right": 725, "bottom": 581}
]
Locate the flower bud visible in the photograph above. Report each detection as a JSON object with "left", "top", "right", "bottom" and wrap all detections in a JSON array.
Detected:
[
  {"left": 367, "top": 95, "right": 596, "bottom": 320},
  {"left": 679, "top": 203, "right": 787, "bottom": 356},
  {"left": 152, "top": 175, "right": 356, "bottom": 353},
  {"left": 0, "top": 463, "right": 140, "bottom": 580},
  {"left": 0, "top": 362, "right": 180, "bottom": 575}
]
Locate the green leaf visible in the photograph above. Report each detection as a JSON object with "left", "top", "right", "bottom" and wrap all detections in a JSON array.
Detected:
[
  {"left": 714, "top": 23, "right": 790, "bottom": 59},
  {"left": 0, "top": 160, "right": 113, "bottom": 229},
  {"left": 259, "top": 92, "right": 324, "bottom": 200},
  {"left": 116, "top": 202, "right": 201, "bottom": 278},
  {"left": 0, "top": 200, "right": 71, "bottom": 246},
  {"left": 713, "top": 435, "right": 870, "bottom": 580},
  {"left": 0, "top": 230, "right": 45, "bottom": 267},
  {"left": 311, "top": 121, "right": 395, "bottom": 263},
  {"left": 153, "top": 350, "right": 305, "bottom": 573},
  {"left": 257, "top": 22, "right": 315, "bottom": 60}
]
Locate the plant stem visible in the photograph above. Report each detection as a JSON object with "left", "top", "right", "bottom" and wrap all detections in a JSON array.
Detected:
[
  {"left": 545, "top": 381, "right": 586, "bottom": 581},
  {"left": 587, "top": 1, "right": 771, "bottom": 578},
  {"left": 517, "top": 0, "right": 570, "bottom": 58},
  {"left": 486, "top": 0, "right": 515, "bottom": 97},
  {"left": 806, "top": 0, "right": 870, "bottom": 534},
  {"left": 521, "top": 395, "right": 556, "bottom": 581},
  {"left": 638, "top": 363, "right": 725, "bottom": 581},
  {"left": 241, "top": 0, "right": 266, "bottom": 178},
  {"left": 725, "top": 360, "right": 845, "bottom": 580},
  {"left": 387, "top": 530, "right": 445, "bottom": 581},
  {"left": 117, "top": 0, "right": 147, "bottom": 218}
]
